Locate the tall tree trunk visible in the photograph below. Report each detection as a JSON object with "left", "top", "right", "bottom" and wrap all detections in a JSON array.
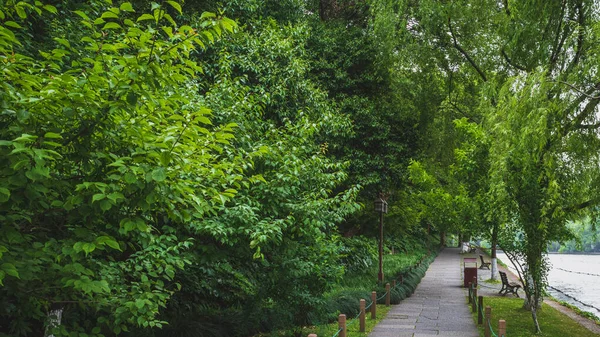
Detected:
[
  {"left": 491, "top": 223, "right": 498, "bottom": 280},
  {"left": 440, "top": 231, "right": 446, "bottom": 247}
]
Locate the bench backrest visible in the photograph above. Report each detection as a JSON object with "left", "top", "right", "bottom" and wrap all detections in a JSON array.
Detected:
[
  {"left": 479, "top": 255, "right": 485, "bottom": 264},
  {"left": 499, "top": 271, "right": 509, "bottom": 284}
]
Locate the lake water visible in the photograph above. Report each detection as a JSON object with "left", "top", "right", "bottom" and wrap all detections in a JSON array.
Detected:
[{"left": 496, "top": 252, "right": 600, "bottom": 317}]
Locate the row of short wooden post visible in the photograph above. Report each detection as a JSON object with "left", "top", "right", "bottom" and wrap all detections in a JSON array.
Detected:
[
  {"left": 469, "top": 277, "right": 506, "bottom": 337},
  {"left": 307, "top": 280, "right": 396, "bottom": 337},
  {"left": 307, "top": 256, "right": 428, "bottom": 337}
]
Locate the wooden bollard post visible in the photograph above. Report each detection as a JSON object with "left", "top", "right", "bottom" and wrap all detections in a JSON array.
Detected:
[
  {"left": 371, "top": 291, "right": 377, "bottom": 319},
  {"left": 498, "top": 319, "right": 506, "bottom": 337},
  {"left": 472, "top": 287, "right": 477, "bottom": 313},
  {"left": 385, "top": 283, "right": 391, "bottom": 306},
  {"left": 484, "top": 306, "right": 491, "bottom": 337},
  {"left": 359, "top": 299, "right": 366, "bottom": 332},
  {"left": 399, "top": 274, "right": 403, "bottom": 284},
  {"left": 338, "top": 314, "right": 346, "bottom": 337},
  {"left": 392, "top": 280, "right": 396, "bottom": 288},
  {"left": 478, "top": 296, "right": 483, "bottom": 324},
  {"left": 468, "top": 282, "right": 472, "bottom": 303}
]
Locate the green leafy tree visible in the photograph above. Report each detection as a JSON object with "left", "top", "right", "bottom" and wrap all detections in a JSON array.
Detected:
[
  {"left": 387, "top": 0, "right": 600, "bottom": 332},
  {"left": 0, "top": 1, "right": 243, "bottom": 335}
]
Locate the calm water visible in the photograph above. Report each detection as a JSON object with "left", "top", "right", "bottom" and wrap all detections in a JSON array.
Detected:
[{"left": 496, "top": 252, "right": 600, "bottom": 317}]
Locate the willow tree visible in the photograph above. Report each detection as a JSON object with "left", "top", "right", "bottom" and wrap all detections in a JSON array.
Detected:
[{"left": 369, "top": 0, "right": 600, "bottom": 332}]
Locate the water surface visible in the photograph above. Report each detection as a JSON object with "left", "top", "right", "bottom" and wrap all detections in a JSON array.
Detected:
[{"left": 496, "top": 252, "right": 600, "bottom": 317}]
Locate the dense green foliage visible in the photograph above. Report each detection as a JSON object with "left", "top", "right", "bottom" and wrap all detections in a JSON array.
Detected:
[
  {"left": 0, "top": 1, "right": 437, "bottom": 336},
  {"left": 4, "top": 0, "right": 600, "bottom": 335}
]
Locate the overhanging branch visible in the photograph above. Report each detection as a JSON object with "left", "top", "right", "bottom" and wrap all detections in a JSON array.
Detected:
[
  {"left": 448, "top": 17, "right": 487, "bottom": 82},
  {"left": 564, "top": 197, "right": 600, "bottom": 213},
  {"left": 501, "top": 48, "right": 528, "bottom": 72}
]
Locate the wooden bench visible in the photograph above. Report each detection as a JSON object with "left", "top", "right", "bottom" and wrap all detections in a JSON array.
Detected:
[
  {"left": 479, "top": 255, "right": 491, "bottom": 269},
  {"left": 499, "top": 271, "right": 521, "bottom": 297}
]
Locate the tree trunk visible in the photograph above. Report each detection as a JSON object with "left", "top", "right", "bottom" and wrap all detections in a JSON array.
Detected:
[
  {"left": 530, "top": 302, "right": 541, "bottom": 333},
  {"left": 491, "top": 224, "right": 498, "bottom": 280},
  {"left": 440, "top": 231, "right": 446, "bottom": 246},
  {"left": 44, "top": 306, "right": 63, "bottom": 337}
]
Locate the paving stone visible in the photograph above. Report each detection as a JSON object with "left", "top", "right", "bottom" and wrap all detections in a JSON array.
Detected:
[{"left": 368, "top": 248, "right": 479, "bottom": 337}]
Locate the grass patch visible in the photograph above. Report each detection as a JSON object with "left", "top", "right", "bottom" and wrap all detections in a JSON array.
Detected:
[
  {"left": 302, "top": 304, "right": 393, "bottom": 337},
  {"left": 472, "top": 297, "right": 598, "bottom": 337},
  {"left": 484, "top": 278, "right": 501, "bottom": 284}
]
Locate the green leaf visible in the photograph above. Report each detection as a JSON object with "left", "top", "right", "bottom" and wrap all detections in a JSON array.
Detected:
[
  {"left": 164, "top": 266, "right": 175, "bottom": 279},
  {"left": 135, "top": 299, "right": 145, "bottom": 309},
  {"left": 44, "top": 132, "right": 62, "bottom": 139},
  {"left": 197, "top": 116, "right": 212, "bottom": 125},
  {"left": 166, "top": 1, "right": 182, "bottom": 14},
  {"left": 25, "top": 166, "right": 50, "bottom": 181},
  {"left": 43, "top": 4, "right": 57, "bottom": 14},
  {"left": 103, "top": 22, "right": 121, "bottom": 30},
  {"left": 73, "top": 10, "right": 90, "bottom": 20},
  {"left": 151, "top": 168, "right": 167, "bottom": 182},
  {"left": 200, "top": 12, "right": 216, "bottom": 19},
  {"left": 1, "top": 263, "right": 19, "bottom": 278},
  {"left": 137, "top": 13, "right": 154, "bottom": 22},
  {"left": 4, "top": 21, "right": 22, "bottom": 29},
  {"left": 0, "top": 188, "right": 9, "bottom": 203},
  {"left": 120, "top": 2, "right": 134, "bottom": 12},
  {"left": 92, "top": 194, "right": 106, "bottom": 202},
  {"left": 82, "top": 243, "right": 96, "bottom": 255},
  {"left": 124, "top": 172, "right": 136, "bottom": 183},
  {"left": 12, "top": 160, "right": 30, "bottom": 171},
  {"left": 94, "top": 17, "right": 106, "bottom": 25},
  {"left": 105, "top": 239, "right": 121, "bottom": 251},
  {"left": 15, "top": 6, "right": 26, "bottom": 19},
  {"left": 107, "top": 192, "right": 124, "bottom": 203},
  {"left": 99, "top": 199, "right": 112, "bottom": 211},
  {"left": 101, "top": 11, "right": 119, "bottom": 19},
  {"left": 136, "top": 219, "right": 148, "bottom": 232}
]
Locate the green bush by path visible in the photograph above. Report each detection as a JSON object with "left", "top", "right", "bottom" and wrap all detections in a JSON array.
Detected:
[
  {"left": 317, "top": 242, "right": 437, "bottom": 325},
  {"left": 471, "top": 297, "right": 599, "bottom": 337}
]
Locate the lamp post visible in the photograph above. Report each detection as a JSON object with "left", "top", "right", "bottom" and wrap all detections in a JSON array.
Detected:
[{"left": 374, "top": 195, "right": 388, "bottom": 283}]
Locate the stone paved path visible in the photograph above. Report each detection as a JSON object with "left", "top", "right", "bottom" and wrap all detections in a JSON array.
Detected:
[{"left": 369, "top": 248, "right": 479, "bottom": 337}]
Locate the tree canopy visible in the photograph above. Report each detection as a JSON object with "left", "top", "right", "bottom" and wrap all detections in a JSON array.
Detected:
[{"left": 3, "top": 0, "right": 600, "bottom": 335}]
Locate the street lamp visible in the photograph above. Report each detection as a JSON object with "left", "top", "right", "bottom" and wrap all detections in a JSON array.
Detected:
[{"left": 374, "top": 195, "right": 388, "bottom": 283}]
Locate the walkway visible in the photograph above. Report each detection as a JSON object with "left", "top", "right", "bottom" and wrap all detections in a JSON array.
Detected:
[{"left": 369, "top": 248, "right": 479, "bottom": 337}]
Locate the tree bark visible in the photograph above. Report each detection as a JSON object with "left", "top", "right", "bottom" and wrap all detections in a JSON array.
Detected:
[{"left": 491, "top": 224, "right": 498, "bottom": 280}]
